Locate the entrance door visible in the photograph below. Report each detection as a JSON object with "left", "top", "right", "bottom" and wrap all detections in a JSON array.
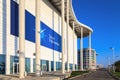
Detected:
[
  {"left": 42, "top": 64, "right": 47, "bottom": 71},
  {"left": 13, "top": 62, "right": 19, "bottom": 74}
]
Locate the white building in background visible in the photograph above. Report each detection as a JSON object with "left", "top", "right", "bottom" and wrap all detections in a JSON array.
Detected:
[
  {"left": 96, "top": 64, "right": 103, "bottom": 69},
  {"left": 0, "top": 0, "right": 93, "bottom": 76},
  {"left": 78, "top": 48, "right": 96, "bottom": 70}
]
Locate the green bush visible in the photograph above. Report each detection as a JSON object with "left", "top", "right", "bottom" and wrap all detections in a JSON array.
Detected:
[
  {"left": 113, "top": 72, "right": 120, "bottom": 78},
  {"left": 115, "top": 60, "right": 120, "bottom": 72},
  {"left": 69, "top": 71, "right": 89, "bottom": 78}
]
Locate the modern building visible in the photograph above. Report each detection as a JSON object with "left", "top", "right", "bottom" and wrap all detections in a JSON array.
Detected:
[
  {"left": 0, "top": 0, "right": 93, "bottom": 77},
  {"left": 78, "top": 48, "right": 96, "bottom": 70},
  {"left": 96, "top": 64, "right": 103, "bottom": 69}
]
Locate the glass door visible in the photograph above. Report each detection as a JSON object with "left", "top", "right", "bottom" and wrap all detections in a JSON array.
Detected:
[{"left": 13, "top": 62, "right": 19, "bottom": 74}]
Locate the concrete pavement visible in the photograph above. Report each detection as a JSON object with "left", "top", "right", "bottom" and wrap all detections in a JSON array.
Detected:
[
  {"left": 0, "top": 74, "right": 60, "bottom": 80},
  {"left": 0, "top": 71, "right": 71, "bottom": 80},
  {"left": 72, "top": 70, "right": 116, "bottom": 80}
]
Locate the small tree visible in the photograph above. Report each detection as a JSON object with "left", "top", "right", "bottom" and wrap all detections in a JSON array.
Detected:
[{"left": 115, "top": 60, "right": 120, "bottom": 72}]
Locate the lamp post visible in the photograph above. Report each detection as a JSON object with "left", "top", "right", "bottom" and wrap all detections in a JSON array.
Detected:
[
  {"left": 109, "top": 47, "right": 115, "bottom": 72},
  {"left": 107, "top": 56, "right": 110, "bottom": 72}
]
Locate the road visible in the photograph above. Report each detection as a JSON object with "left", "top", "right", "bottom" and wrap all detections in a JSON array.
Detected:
[{"left": 73, "top": 70, "right": 116, "bottom": 80}]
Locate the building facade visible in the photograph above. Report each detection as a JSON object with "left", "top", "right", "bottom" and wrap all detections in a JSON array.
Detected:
[
  {"left": 78, "top": 48, "right": 96, "bottom": 70},
  {"left": 0, "top": 0, "right": 93, "bottom": 76}
]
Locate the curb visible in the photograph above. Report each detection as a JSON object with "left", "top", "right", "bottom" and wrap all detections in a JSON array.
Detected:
[{"left": 68, "top": 72, "right": 91, "bottom": 80}]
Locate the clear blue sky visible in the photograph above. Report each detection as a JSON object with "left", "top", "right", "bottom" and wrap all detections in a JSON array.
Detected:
[{"left": 72, "top": 0, "right": 120, "bottom": 67}]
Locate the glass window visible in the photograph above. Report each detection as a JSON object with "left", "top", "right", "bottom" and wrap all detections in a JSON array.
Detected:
[
  {"left": 10, "top": 56, "right": 30, "bottom": 74},
  {"left": 10, "top": 56, "right": 14, "bottom": 74},
  {"left": 33, "top": 59, "right": 35, "bottom": 72},
  {"left": 25, "top": 58, "right": 30, "bottom": 73},
  {"left": 51, "top": 61, "right": 54, "bottom": 71},
  {"left": 75, "top": 64, "right": 78, "bottom": 70},
  {"left": 0, "top": 54, "right": 5, "bottom": 74},
  {"left": 10, "top": 56, "right": 19, "bottom": 74},
  {"left": 69, "top": 64, "right": 73, "bottom": 70},
  {"left": 56, "top": 62, "right": 62, "bottom": 71},
  {"left": 41, "top": 60, "right": 49, "bottom": 71},
  {"left": 65, "top": 62, "right": 67, "bottom": 70}
]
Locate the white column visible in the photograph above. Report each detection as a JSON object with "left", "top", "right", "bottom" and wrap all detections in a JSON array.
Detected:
[
  {"left": 66, "top": 0, "right": 69, "bottom": 72},
  {"left": 80, "top": 27, "right": 83, "bottom": 71},
  {"left": 19, "top": 0, "right": 25, "bottom": 78},
  {"left": 107, "top": 56, "right": 110, "bottom": 72},
  {"left": 30, "top": 58, "right": 33, "bottom": 73},
  {"left": 35, "top": 0, "right": 41, "bottom": 76},
  {"left": 54, "top": 61, "right": 56, "bottom": 71},
  {"left": 49, "top": 61, "right": 51, "bottom": 72},
  {"left": 88, "top": 32, "right": 91, "bottom": 70},
  {"left": 5, "top": 0, "right": 10, "bottom": 75},
  {"left": 72, "top": 22, "right": 75, "bottom": 71},
  {"left": 111, "top": 48, "right": 115, "bottom": 72},
  {"left": 61, "top": 0, "right": 65, "bottom": 74}
]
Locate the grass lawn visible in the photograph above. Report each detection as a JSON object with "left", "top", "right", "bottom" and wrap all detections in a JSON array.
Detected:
[
  {"left": 69, "top": 71, "right": 89, "bottom": 78},
  {"left": 113, "top": 72, "right": 120, "bottom": 78}
]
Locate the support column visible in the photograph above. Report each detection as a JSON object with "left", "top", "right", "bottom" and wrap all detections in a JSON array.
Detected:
[
  {"left": 88, "top": 32, "right": 91, "bottom": 70},
  {"left": 35, "top": 0, "right": 41, "bottom": 76},
  {"left": 66, "top": 0, "right": 69, "bottom": 72},
  {"left": 107, "top": 56, "right": 110, "bottom": 72},
  {"left": 80, "top": 27, "right": 83, "bottom": 71},
  {"left": 61, "top": 0, "right": 65, "bottom": 74},
  {"left": 54, "top": 61, "right": 56, "bottom": 71},
  {"left": 30, "top": 58, "right": 33, "bottom": 73},
  {"left": 72, "top": 22, "right": 75, "bottom": 71},
  {"left": 5, "top": 0, "right": 10, "bottom": 75},
  {"left": 19, "top": 0, "right": 25, "bottom": 78}
]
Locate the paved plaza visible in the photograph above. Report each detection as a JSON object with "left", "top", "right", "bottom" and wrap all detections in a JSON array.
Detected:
[
  {"left": 72, "top": 70, "right": 116, "bottom": 80},
  {"left": 0, "top": 71, "right": 70, "bottom": 80},
  {"left": 0, "top": 75, "right": 60, "bottom": 80}
]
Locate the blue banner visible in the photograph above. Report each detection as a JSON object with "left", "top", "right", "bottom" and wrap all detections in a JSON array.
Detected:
[{"left": 10, "top": 0, "right": 62, "bottom": 52}]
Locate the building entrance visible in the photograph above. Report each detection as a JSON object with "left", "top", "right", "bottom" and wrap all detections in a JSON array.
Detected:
[
  {"left": 13, "top": 62, "right": 19, "bottom": 74},
  {"left": 42, "top": 64, "right": 47, "bottom": 71}
]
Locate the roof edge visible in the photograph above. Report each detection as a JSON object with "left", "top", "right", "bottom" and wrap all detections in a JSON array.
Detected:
[{"left": 70, "top": 0, "right": 93, "bottom": 32}]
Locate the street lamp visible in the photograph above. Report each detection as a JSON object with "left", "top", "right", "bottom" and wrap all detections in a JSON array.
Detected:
[
  {"left": 107, "top": 56, "right": 110, "bottom": 72},
  {"left": 109, "top": 47, "right": 115, "bottom": 72}
]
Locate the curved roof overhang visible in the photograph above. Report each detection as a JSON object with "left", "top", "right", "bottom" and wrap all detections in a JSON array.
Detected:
[{"left": 48, "top": 0, "right": 93, "bottom": 38}]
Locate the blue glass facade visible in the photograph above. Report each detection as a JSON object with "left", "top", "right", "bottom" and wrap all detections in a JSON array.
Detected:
[
  {"left": 65, "top": 63, "right": 74, "bottom": 71},
  {"left": 41, "top": 60, "right": 49, "bottom": 71},
  {"left": 33, "top": 59, "right": 36, "bottom": 72},
  {"left": 0, "top": 54, "right": 5, "bottom": 74},
  {"left": 56, "top": 62, "right": 62, "bottom": 71},
  {"left": 70, "top": 64, "right": 73, "bottom": 70},
  {"left": 10, "top": 56, "right": 14, "bottom": 74},
  {"left": 10, "top": 56, "right": 30, "bottom": 74},
  {"left": 33, "top": 60, "right": 63, "bottom": 72},
  {"left": 51, "top": 61, "right": 54, "bottom": 71},
  {"left": 33, "top": 59, "right": 49, "bottom": 72},
  {"left": 77, "top": 53, "right": 80, "bottom": 69},
  {"left": 0, "top": 55, "right": 76, "bottom": 74},
  {"left": 25, "top": 58, "right": 30, "bottom": 73}
]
